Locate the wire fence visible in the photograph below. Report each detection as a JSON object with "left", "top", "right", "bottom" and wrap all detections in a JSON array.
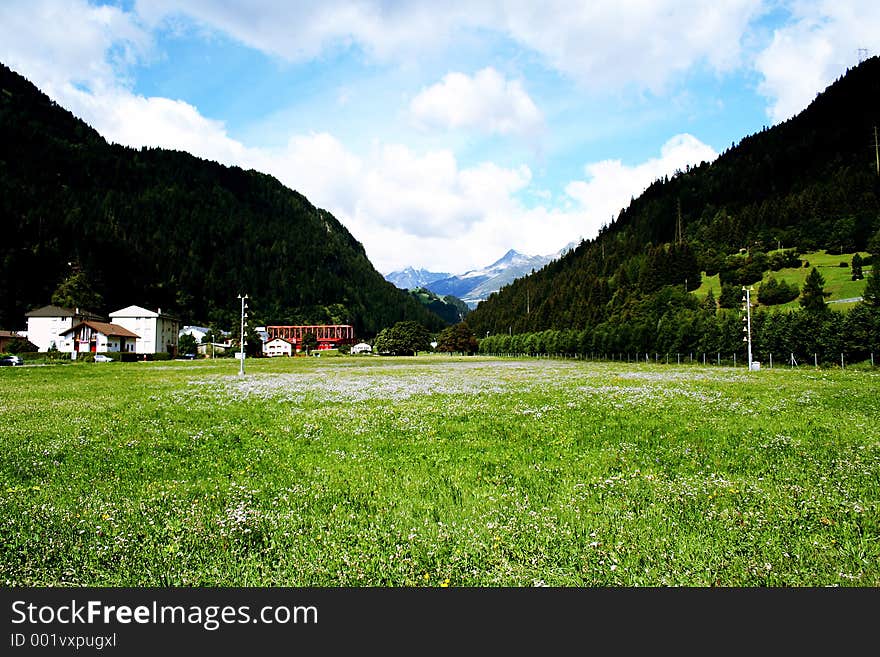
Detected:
[{"left": 479, "top": 351, "right": 877, "bottom": 369}]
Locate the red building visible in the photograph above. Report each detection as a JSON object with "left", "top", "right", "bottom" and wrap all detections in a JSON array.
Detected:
[{"left": 265, "top": 325, "right": 355, "bottom": 351}]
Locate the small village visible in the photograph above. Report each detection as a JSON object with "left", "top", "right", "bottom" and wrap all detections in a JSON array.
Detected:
[{"left": 1, "top": 304, "right": 373, "bottom": 361}]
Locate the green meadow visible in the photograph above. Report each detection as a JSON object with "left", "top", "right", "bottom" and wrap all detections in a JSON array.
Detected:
[
  {"left": 1, "top": 356, "right": 877, "bottom": 586},
  {"left": 694, "top": 250, "right": 871, "bottom": 310}
]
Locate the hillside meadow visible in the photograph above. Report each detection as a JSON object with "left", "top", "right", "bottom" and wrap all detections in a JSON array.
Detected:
[
  {"left": 1, "top": 355, "right": 877, "bottom": 586},
  {"left": 694, "top": 250, "right": 871, "bottom": 310}
]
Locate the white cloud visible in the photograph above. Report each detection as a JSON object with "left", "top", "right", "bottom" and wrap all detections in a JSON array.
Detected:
[
  {"left": 62, "top": 88, "right": 248, "bottom": 164},
  {"left": 0, "top": 0, "right": 151, "bottom": 95},
  {"left": 133, "top": 0, "right": 762, "bottom": 92},
  {"left": 133, "top": 0, "right": 490, "bottom": 62},
  {"left": 565, "top": 134, "right": 718, "bottom": 232},
  {"left": 498, "top": 0, "right": 763, "bottom": 92},
  {"left": 0, "top": 1, "right": 736, "bottom": 276},
  {"left": 755, "top": 1, "right": 880, "bottom": 123},
  {"left": 410, "top": 67, "right": 543, "bottom": 135}
]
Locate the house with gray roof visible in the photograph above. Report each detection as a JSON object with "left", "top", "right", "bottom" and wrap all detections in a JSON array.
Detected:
[{"left": 24, "top": 305, "right": 105, "bottom": 352}]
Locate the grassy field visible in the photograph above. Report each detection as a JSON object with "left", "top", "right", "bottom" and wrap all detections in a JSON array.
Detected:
[
  {"left": 694, "top": 250, "right": 871, "bottom": 310},
  {"left": 1, "top": 355, "right": 878, "bottom": 586}
]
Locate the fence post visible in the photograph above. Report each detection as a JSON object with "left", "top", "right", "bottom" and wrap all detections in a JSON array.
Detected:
[
  {"left": 717, "top": 352, "right": 720, "bottom": 366},
  {"left": 769, "top": 353, "right": 773, "bottom": 369},
  {"left": 677, "top": 353, "right": 680, "bottom": 365},
  {"left": 814, "top": 353, "right": 818, "bottom": 368},
  {"left": 841, "top": 353, "right": 844, "bottom": 370},
  {"left": 872, "top": 352, "right": 875, "bottom": 367},
  {"left": 733, "top": 354, "right": 736, "bottom": 367}
]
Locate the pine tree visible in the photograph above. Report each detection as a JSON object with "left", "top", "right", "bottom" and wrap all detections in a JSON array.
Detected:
[
  {"left": 851, "top": 253, "right": 864, "bottom": 280},
  {"left": 864, "top": 262, "right": 880, "bottom": 307},
  {"left": 703, "top": 288, "right": 717, "bottom": 314},
  {"left": 800, "top": 267, "right": 830, "bottom": 312}
]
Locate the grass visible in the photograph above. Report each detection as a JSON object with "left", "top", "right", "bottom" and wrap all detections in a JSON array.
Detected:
[
  {"left": 1, "top": 355, "right": 878, "bottom": 586},
  {"left": 694, "top": 250, "right": 871, "bottom": 311},
  {"left": 765, "top": 250, "right": 870, "bottom": 310}
]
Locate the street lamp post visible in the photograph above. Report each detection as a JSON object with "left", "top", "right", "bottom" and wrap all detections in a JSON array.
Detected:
[
  {"left": 742, "top": 286, "right": 754, "bottom": 370},
  {"left": 238, "top": 293, "right": 248, "bottom": 376}
]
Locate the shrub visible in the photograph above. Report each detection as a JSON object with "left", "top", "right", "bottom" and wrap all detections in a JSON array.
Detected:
[
  {"left": 758, "top": 277, "right": 800, "bottom": 305},
  {"left": 768, "top": 249, "right": 800, "bottom": 271},
  {"left": 5, "top": 338, "right": 37, "bottom": 354}
]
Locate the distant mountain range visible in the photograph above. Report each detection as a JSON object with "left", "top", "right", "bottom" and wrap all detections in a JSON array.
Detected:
[
  {"left": 385, "top": 243, "right": 577, "bottom": 308},
  {"left": 384, "top": 267, "right": 452, "bottom": 291}
]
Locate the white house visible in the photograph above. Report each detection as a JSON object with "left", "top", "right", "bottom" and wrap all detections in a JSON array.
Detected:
[
  {"left": 109, "top": 305, "right": 180, "bottom": 355},
  {"left": 351, "top": 342, "right": 372, "bottom": 354},
  {"left": 59, "top": 321, "right": 139, "bottom": 356},
  {"left": 24, "top": 305, "right": 105, "bottom": 352},
  {"left": 263, "top": 337, "right": 295, "bottom": 357}
]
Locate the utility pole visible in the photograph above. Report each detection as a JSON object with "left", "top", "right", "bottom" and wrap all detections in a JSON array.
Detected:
[
  {"left": 874, "top": 125, "right": 879, "bottom": 176},
  {"left": 676, "top": 198, "right": 683, "bottom": 246},
  {"left": 237, "top": 293, "right": 248, "bottom": 377},
  {"left": 742, "top": 286, "right": 755, "bottom": 371}
]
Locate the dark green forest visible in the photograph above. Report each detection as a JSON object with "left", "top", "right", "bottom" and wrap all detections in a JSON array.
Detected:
[
  {"left": 0, "top": 62, "right": 446, "bottom": 336},
  {"left": 469, "top": 57, "right": 880, "bottom": 362},
  {"left": 406, "top": 287, "right": 470, "bottom": 325}
]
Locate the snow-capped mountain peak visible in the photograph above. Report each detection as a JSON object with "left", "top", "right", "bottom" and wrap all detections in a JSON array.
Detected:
[
  {"left": 384, "top": 266, "right": 452, "bottom": 290},
  {"left": 384, "top": 240, "right": 580, "bottom": 309}
]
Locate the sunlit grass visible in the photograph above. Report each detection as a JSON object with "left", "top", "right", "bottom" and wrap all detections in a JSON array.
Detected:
[
  {"left": 694, "top": 250, "right": 871, "bottom": 311},
  {"left": 1, "top": 355, "right": 877, "bottom": 586}
]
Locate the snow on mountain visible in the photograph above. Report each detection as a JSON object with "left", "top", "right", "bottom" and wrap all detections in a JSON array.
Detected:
[
  {"left": 384, "top": 266, "right": 452, "bottom": 290},
  {"left": 385, "top": 241, "right": 578, "bottom": 309}
]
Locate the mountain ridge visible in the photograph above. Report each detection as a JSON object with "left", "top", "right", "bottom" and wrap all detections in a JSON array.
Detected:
[
  {"left": 0, "top": 61, "right": 448, "bottom": 336},
  {"left": 386, "top": 242, "right": 576, "bottom": 308},
  {"left": 465, "top": 56, "right": 880, "bottom": 337}
]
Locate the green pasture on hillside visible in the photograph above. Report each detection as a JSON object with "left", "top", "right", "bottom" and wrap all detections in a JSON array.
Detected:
[
  {"left": 694, "top": 250, "right": 871, "bottom": 309},
  {"left": 1, "top": 355, "right": 878, "bottom": 586}
]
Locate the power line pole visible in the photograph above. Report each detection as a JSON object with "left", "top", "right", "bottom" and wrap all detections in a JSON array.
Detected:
[
  {"left": 675, "top": 198, "right": 683, "bottom": 245},
  {"left": 874, "top": 125, "right": 879, "bottom": 176},
  {"left": 237, "top": 293, "right": 248, "bottom": 377}
]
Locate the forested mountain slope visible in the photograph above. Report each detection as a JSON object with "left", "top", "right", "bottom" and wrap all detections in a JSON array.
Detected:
[
  {"left": 0, "top": 62, "right": 446, "bottom": 335},
  {"left": 467, "top": 57, "right": 880, "bottom": 339}
]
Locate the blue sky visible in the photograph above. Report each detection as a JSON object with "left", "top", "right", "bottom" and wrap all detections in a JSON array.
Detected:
[{"left": 1, "top": 1, "right": 878, "bottom": 274}]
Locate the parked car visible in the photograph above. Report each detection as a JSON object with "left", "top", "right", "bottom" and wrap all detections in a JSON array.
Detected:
[
  {"left": 94, "top": 354, "right": 114, "bottom": 362},
  {"left": 0, "top": 355, "right": 23, "bottom": 366},
  {"left": 180, "top": 353, "right": 197, "bottom": 360}
]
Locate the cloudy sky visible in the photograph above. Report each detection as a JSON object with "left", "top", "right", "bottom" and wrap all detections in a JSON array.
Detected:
[{"left": 1, "top": 1, "right": 877, "bottom": 275}]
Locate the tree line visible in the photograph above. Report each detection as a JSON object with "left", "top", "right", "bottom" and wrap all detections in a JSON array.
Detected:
[{"left": 479, "top": 265, "right": 880, "bottom": 364}]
